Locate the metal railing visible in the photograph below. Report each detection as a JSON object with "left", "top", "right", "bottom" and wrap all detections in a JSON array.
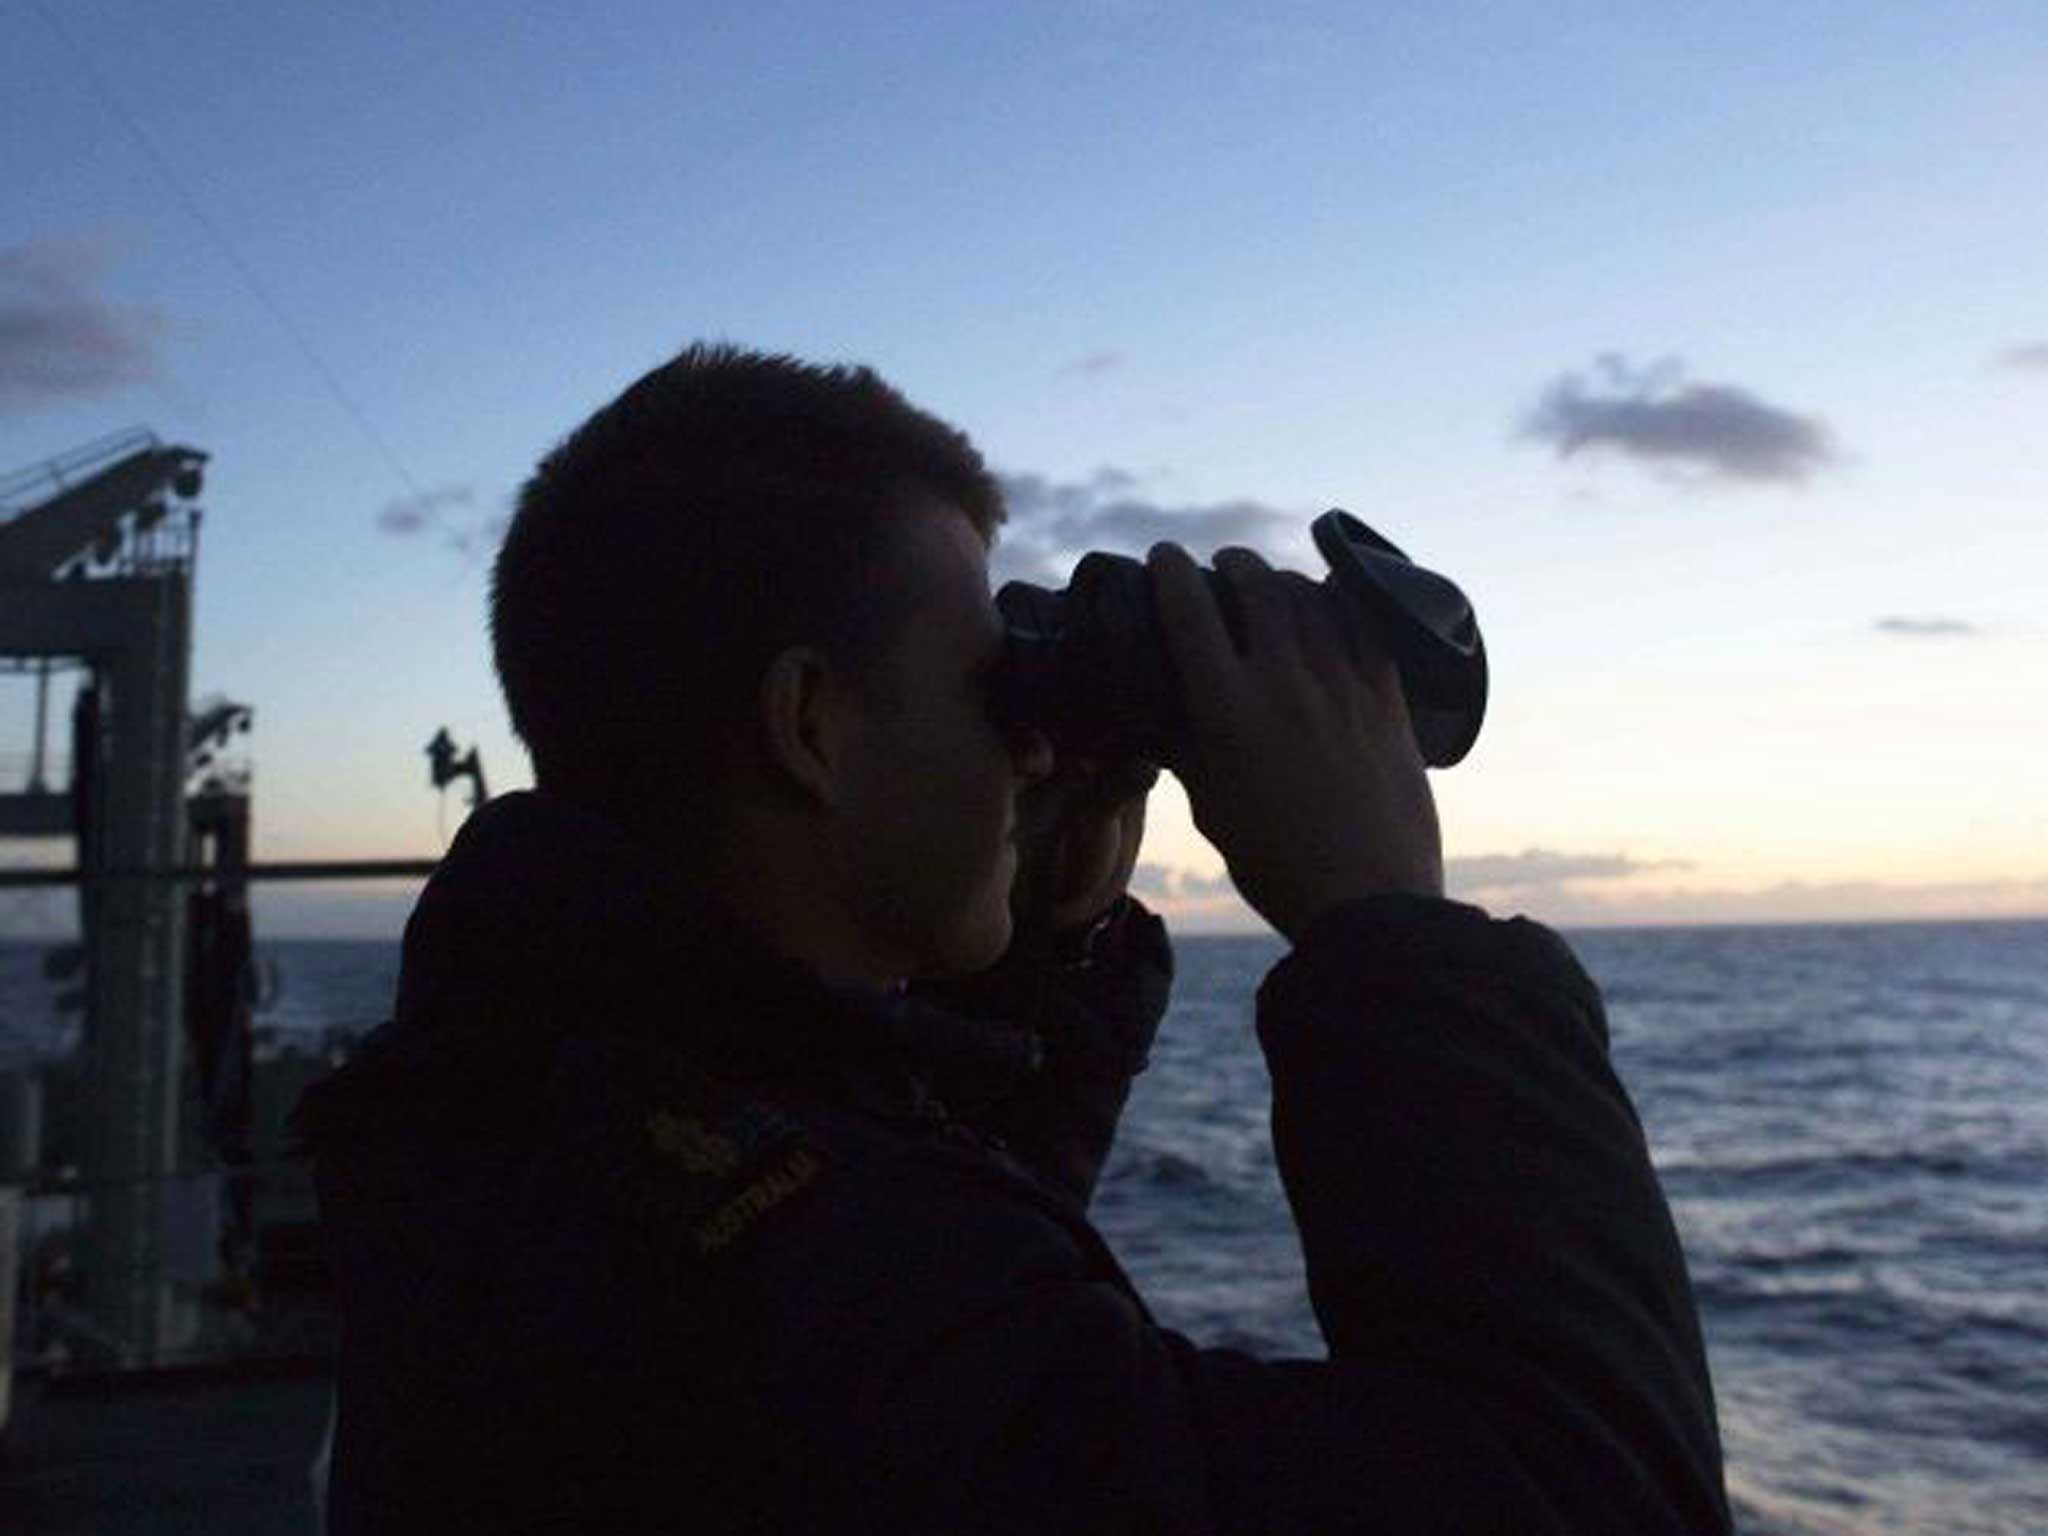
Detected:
[
  {"left": 0, "top": 858, "right": 441, "bottom": 890},
  {"left": 0, "top": 751, "right": 73, "bottom": 784},
  {"left": 7, "top": 1156, "right": 337, "bottom": 1378},
  {"left": 0, "top": 428, "right": 160, "bottom": 519}
]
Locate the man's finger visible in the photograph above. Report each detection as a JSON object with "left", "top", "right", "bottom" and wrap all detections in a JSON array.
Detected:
[
  {"left": 1080, "top": 758, "right": 1161, "bottom": 812},
  {"left": 1290, "top": 579, "right": 1369, "bottom": 688},
  {"left": 1148, "top": 542, "right": 1242, "bottom": 706},
  {"left": 1212, "top": 548, "right": 1302, "bottom": 669},
  {"left": 1310, "top": 583, "right": 1401, "bottom": 697}
]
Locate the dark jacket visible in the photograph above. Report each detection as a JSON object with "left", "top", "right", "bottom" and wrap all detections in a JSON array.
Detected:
[{"left": 297, "top": 790, "right": 1730, "bottom": 1533}]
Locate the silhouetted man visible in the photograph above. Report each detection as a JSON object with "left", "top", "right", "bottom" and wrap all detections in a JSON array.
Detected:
[{"left": 298, "top": 344, "right": 1730, "bottom": 1533}]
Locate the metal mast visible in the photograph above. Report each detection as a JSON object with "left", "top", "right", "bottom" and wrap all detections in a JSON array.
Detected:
[{"left": 1, "top": 429, "right": 208, "bottom": 1362}]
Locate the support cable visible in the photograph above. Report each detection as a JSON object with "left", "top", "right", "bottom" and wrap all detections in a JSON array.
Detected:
[{"left": 27, "top": 0, "right": 425, "bottom": 498}]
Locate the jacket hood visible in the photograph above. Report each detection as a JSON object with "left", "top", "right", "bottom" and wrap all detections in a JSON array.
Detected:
[{"left": 293, "top": 790, "right": 1039, "bottom": 1159}]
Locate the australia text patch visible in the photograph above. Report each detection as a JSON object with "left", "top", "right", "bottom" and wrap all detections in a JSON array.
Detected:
[{"left": 641, "top": 1068, "right": 824, "bottom": 1259}]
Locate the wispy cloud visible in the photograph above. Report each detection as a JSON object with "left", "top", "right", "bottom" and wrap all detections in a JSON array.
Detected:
[
  {"left": 1130, "top": 862, "right": 1237, "bottom": 905},
  {"left": 1874, "top": 616, "right": 1982, "bottom": 639},
  {"left": 377, "top": 484, "right": 476, "bottom": 535},
  {"left": 994, "top": 468, "right": 1297, "bottom": 585},
  {"left": 1538, "top": 875, "right": 2048, "bottom": 929},
  {"left": 1056, "top": 350, "right": 1126, "bottom": 379},
  {"left": 1118, "top": 852, "right": 2048, "bottom": 935},
  {"left": 1448, "top": 848, "right": 1689, "bottom": 893},
  {"left": 376, "top": 483, "right": 507, "bottom": 561},
  {"left": 0, "top": 236, "right": 164, "bottom": 409},
  {"left": 1991, "top": 341, "right": 2048, "bottom": 372},
  {"left": 1133, "top": 848, "right": 1681, "bottom": 926},
  {"left": 1522, "top": 354, "right": 1836, "bottom": 485}
]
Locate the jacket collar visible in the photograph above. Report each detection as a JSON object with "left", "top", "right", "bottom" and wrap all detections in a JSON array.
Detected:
[{"left": 395, "top": 790, "right": 1041, "bottom": 1117}]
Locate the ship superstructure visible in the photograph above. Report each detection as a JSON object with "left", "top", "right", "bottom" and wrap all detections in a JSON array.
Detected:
[
  {"left": 2, "top": 429, "right": 223, "bottom": 1367},
  {"left": 0, "top": 433, "right": 479, "bottom": 1528}
]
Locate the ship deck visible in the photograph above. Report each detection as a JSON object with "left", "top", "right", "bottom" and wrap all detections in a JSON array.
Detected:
[{"left": 4, "top": 1359, "right": 332, "bottom": 1535}]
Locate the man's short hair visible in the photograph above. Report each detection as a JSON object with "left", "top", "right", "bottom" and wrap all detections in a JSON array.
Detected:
[{"left": 492, "top": 342, "right": 1004, "bottom": 833}]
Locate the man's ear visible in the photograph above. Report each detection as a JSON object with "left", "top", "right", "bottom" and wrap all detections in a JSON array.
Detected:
[{"left": 755, "top": 645, "right": 857, "bottom": 808}]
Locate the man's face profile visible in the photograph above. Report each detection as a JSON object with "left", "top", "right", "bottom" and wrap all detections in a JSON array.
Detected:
[{"left": 830, "top": 505, "right": 1050, "bottom": 980}]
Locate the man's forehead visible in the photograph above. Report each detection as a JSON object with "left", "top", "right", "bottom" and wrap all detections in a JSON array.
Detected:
[
  {"left": 852, "top": 504, "right": 1000, "bottom": 679},
  {"left": 892, "top": 504, "right": 996, "bottom": 611}
]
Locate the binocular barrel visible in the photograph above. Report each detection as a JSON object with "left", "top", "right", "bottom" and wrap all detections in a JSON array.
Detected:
[{"left": 993, "top": 511, "right": 1488, "bottom": 769}]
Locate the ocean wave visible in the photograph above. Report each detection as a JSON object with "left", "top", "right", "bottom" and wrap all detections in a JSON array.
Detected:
[
  {"left": 1659, "top": 1145, "right": 1997, "bottom": 1187},
  {"left": 1121, "top": 1149, "right": 1216, "bottom": 1190}
]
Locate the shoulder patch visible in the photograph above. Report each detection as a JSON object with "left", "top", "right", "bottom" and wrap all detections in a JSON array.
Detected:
[
  {"left": 638, "top": 1066, "right": 826, "bottom": 1259},
  {"left": 690, "top": 1143, "right": 824, "bottom": 1255},
  {"left": 647, "top": 1107, "right": 743, "bottom": 1176}
]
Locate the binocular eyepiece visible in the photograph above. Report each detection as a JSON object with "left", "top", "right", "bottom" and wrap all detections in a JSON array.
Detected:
[{"left": 992, "top": 511, "right": 1488, "bottom": 768}]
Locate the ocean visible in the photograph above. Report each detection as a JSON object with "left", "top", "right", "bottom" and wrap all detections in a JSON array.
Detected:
[{"left": 3, "top": 917, "right": 2044, "bottom": 1533}]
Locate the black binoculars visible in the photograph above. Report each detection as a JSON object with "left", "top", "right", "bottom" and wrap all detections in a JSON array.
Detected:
[{"left": 992, "top": 511, "right": 1488, "bottom": 768}]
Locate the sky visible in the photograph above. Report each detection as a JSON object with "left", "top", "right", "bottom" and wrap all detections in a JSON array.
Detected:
[{"left": 3, "top": 0, "right": 2045, "bottom": 939}]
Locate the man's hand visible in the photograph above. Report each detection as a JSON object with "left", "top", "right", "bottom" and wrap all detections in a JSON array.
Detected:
[
  {"left": 1010, "top": 757, "right": 1159, "bottom": 939},
  {"left": 1146, "top": 542, "right": 1443, "bottom": 942}
]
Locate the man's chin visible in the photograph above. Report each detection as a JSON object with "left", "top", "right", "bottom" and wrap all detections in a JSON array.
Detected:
[{"left": 917, "top": 905, "right": 1014, "bottom": 981}]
